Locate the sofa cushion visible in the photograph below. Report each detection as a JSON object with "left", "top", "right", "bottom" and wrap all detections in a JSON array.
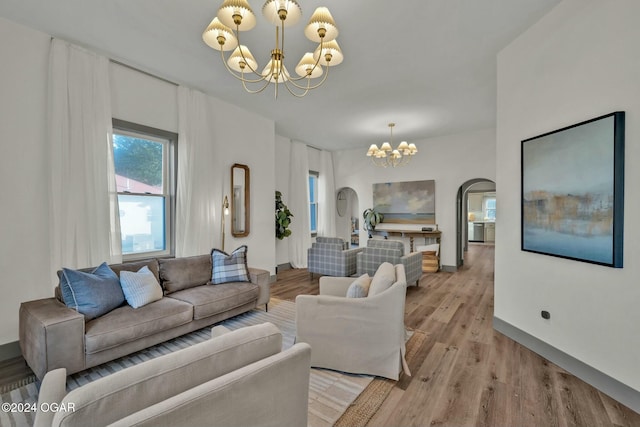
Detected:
[
  {"left": 368, "top": 262, "right": 396, "bottom": 296},
  {"left": 159, "top": 255, "right": 212, "bottom": 294},
  {"left": 110, "top": 259, "right": 160, "bottom": 282},
  {"left": 346, "top": 274, "right": 372, "bottom": 298},
  {"left": 60, "top": 263, "right": 125, "bottom": 320},
  {"left": 84, "top": 297, "right": 193, "bottom": 354},
  {"left": 211, "top": 246, "right": 250, "bottom": 284},
  {"left": 167, "top": 282, "right": 259, "bottom": 320},
  {"left": 119, "top": 266, "right": 164, "bottom": 309}
]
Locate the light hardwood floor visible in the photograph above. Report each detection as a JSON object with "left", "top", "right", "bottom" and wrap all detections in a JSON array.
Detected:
[{"left": 272, "top": 244, "right": 640, "bottom": 427}]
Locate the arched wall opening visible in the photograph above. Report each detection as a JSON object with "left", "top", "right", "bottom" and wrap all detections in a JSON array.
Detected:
[{"left": 456, "top": 178, "right": 496, "bottom": 267}]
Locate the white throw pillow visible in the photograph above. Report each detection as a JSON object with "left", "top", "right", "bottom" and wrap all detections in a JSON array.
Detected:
[
  {"left": 346, "top": 274, "right": 372, "bottom": 298},
  {"left": 119, "top": 266, "right": 163, "bottom": 308},
  {"left": 368, "top": 262, "right": 396, "bottom": 296}
]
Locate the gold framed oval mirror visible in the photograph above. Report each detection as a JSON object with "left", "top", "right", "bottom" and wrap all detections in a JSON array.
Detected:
[{"left": 231, "top": 163, "right": 250, "bottom": 237}]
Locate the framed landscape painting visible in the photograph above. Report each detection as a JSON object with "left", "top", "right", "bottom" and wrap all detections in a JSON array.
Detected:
[
  {"left": 521, "top": 111, "right": 625, "bottom": 268},
  {"left": 373, "top": 180, "right": 435, "bottom": 224}
]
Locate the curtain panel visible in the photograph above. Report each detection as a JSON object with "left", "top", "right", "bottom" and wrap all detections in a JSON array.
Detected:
[
  {"left": 175, "top": 86, "right": 221, "bottom": 257},
  {"left": 288, "top": 141, "right": 311, "bottom": 268},
  {"left": 48, "top": 39, "right": 121, "bottom": 272},
  {"left": 317, "top": 150, "right": 337, "bottom": 237}
]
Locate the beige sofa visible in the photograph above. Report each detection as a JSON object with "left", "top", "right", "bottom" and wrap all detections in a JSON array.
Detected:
[
  {"left": 34, "top": 322, "right": 311, "bottom": 427},
  {"left": 19, "top": 254, "right": 270, "bottom": 380},
  {"left": 296, "top": 263, "right": 410, "bottom": 380}
]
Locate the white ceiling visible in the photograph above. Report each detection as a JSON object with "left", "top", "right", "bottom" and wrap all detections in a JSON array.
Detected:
[{"left": 0, "top": 0, "right": 560, "bottom": 151}]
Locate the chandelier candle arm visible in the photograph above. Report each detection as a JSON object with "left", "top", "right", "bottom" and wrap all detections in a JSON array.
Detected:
[
  {"left": 220, "top": 48, "right": 271, "bottom": 86},
  {"left": 366, "top": 123, "right": 418, "bottom": 168},
  {"left": 203, "top": 0, "right": 343, "bottom": 98}
]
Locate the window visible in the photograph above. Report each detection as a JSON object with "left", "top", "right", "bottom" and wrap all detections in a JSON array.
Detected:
[
  {"left": 112, "top": 119, "right": 176, "bottom": 259},
  {"left": 485, "top": 197, "right": 497, "bottom": 220},
  {"left": 309, "top": 172, "right": 318, "bottom": 234}
]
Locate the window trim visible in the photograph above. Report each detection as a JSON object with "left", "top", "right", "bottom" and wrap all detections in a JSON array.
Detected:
[{"left": 112, "top": 119, "right": 177, "bottom": 260}]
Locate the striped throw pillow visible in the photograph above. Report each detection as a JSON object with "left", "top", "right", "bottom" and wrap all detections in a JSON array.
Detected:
[
  {"left": 211, "top": 245, "right": 250, "bottom": 285},
  {"left": 119, "top": 266, "right": 163, "bottom": 308}
]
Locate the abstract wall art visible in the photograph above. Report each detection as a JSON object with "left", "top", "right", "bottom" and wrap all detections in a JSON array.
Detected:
[{"left": 521, "top": 111, "right": 625, "bottom": 267}]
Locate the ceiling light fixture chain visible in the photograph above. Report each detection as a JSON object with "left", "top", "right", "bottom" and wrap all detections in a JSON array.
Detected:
[
  {"left": 202, "top": 0, "right": 344, "bottom": 98},
  {"left": 366, "top": 123, "right": 418, "bottom": 168}
]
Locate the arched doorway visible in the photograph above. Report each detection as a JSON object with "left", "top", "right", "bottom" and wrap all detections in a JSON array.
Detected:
[
  {"left": 456, "top": 179, "right": 496, "bottom": 267},
  {"left": 336, "top": 187, "right": 359, "bottom": 247}
]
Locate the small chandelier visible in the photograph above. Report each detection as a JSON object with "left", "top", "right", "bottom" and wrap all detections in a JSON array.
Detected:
[
  {"left": 202, "top": 0, "right": 344, "bottom": 98},
  {"left": 367, "top": 123, "right": 418, "bottom": 168}
]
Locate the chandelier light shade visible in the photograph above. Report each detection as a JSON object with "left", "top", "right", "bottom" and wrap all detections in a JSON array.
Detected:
[
  {"left": 202, "top": 0, "right": 344, "bottom": 98},
  {"left": 367, "top": 123, "right": 418, "bottom": 168}
]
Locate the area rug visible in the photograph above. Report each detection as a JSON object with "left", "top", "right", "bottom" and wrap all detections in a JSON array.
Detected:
[{"left": 1, "top": 298, "right": 423, "bottom": 427}]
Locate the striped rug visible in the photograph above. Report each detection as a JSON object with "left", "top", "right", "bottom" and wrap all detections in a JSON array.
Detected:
[{"left": 0, "top": 299, "right": 373, "bottom": 427}]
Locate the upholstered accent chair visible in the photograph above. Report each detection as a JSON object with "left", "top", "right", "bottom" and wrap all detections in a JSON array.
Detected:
[
  {"left": 296, "top": 263, "right": 410, "bottom": 380},
  {"left": 307, "top": 237, "right": 363, "bottom": 278},
  {"left": 356, "top": 239, "right": 423, "bottom": 286}
]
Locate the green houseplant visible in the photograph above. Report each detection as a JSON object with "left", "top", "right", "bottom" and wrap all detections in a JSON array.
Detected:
[
  {"left": 275, "top": 191, "right": 293, "bottom": 240},
  {"left": 363, "top": 208, "right": 384, "bottom": 237}
]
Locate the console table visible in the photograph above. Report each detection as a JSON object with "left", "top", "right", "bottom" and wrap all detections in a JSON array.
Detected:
[{"left": 371, "top": 228, "right": 441, "bottom": 252}]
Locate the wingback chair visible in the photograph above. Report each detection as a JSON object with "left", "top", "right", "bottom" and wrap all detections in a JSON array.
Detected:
[
  {"left": 356, "top": 239, "right": 423, "bottom": 286},
  {"left": 307, "top": 237, "right": 363, "bottom": 278}
]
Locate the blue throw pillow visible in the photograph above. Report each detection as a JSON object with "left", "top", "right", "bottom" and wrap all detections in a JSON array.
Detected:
[
  {"left": 211, "top": 246, "right": 250, "bottom": 284},
  {"left": 60, "top": 262, "right": 125, "bottom": 320}
]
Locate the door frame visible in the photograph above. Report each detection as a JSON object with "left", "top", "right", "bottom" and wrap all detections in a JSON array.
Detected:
[{"left": 456, "top": 178, "right": 495, "bottom": 267}]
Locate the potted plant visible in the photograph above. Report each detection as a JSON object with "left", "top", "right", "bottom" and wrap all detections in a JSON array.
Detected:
[
  {"left": 275, "top": 191, "right": 293, "bottom": 240},
  {"left": 363, "top": 208, "right": 384, "bottom": 237}
]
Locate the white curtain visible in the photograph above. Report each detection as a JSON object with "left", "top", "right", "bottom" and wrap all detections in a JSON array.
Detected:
[
  {"left": 288, "top": 141, "right": 311, "bottom": 268},
  {"left": 176, "top": 86, "right": 221, "bottom": 257},
  {"left": 48, "top": 39, "right": 121, "bottom": 271},
  {"left": 317, "top": 150, "right": 337, "bottom": 237}
]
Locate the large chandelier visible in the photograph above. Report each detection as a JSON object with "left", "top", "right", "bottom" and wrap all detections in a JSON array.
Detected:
[
  {"left": 202, "top": 0, "right": 344, "bottom": 98},
  {"left": 367, "top": 123, "right": 418, "bottom": 168}
]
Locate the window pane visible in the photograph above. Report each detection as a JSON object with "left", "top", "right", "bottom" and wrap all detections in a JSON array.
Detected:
[
  {"left": 118, "top": 195, "right": 166, "bottom": 254},
  {"left": 309, "top": 174, "right": 318, "bottom": 233},
  {"left": 113, "top": 134, "right": 164, "bottom": 194},
  {"left": 309, "top": 176, "right": 316, "bottom": 202},
  {"left": 310, "top": 203, "right": 317, "bottom": 232}
]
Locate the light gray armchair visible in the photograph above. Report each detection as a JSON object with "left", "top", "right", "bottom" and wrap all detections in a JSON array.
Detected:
[
  {"left": 295, "top": 264, "right": 410, "bottom": 380},
  {"left": 356, "top": 239, "right": 423, "bottom": 286},
  {"left": 307, "top": 237, "right": 363, "bottom": 278}
]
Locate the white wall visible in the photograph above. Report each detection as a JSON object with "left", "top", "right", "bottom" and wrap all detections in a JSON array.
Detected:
[
  {"left": 215, "top": 99, "right": 275, "bottom": 274},
  {"left": 496, "top": 0, "right": 640, "bottom": 392},
  {"left": 110, "top": 63, "right": 178, "bottom": 133},
  {"left": 333, "top": 128, "right": 496, "bottom": 268},
  {"left": 0, "top": 18, "right": 51, "bottom": 344},
  {"left": 274, "top": 134, "right": 291, "bottom": 266},
  {"left": 0, "top": 18, "right": 276, "bottom": 345}
]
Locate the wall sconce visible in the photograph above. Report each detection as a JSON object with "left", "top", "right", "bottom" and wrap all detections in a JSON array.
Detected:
[{"left": 221, "top": 195, "right": 230, "bottom": 251}]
